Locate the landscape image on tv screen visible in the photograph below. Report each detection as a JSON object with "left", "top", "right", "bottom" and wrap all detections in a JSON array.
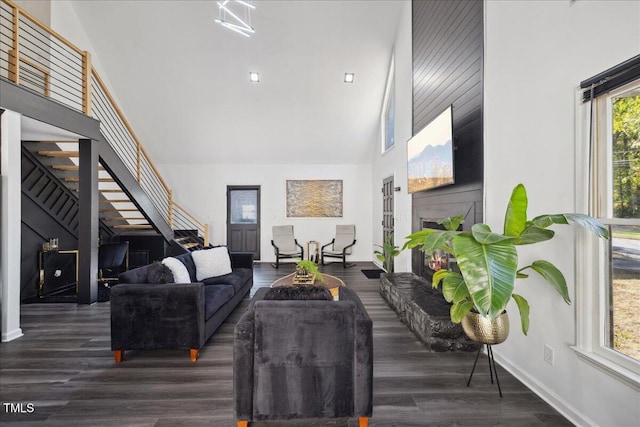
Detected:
[{"left": 407, "top": 106, "right": 454, "bottom": 193}]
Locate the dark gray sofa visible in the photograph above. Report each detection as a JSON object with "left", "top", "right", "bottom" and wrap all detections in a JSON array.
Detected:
[
  {"left": 233, "top": 286, "right": 373, "bottom": 427},
  {"left": 111, "top": 250, "right": 253, "bottom": 363}
]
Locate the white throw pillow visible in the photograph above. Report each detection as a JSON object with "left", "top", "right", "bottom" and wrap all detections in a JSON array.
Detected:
[
  {"left": 192, "top": 247, "right": 232, "bottom": 280},
  {"left": 161, "top": 257, "right": 191, "bottom": 283}
]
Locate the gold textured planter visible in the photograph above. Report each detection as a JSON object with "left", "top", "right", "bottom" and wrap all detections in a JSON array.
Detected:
[{"left": 461, "top": 311, "right": 510, "bottom": 345}]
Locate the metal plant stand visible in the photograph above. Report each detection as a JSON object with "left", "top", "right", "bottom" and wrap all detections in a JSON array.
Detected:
[{"left": 467, "top": 344, "right": 503, "bottom": 398}]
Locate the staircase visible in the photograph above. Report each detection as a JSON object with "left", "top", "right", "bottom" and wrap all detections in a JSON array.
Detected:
[
  {"left": 2, "top": 0, "right": 210, "bottom": 301},
  {"left": 26, "top": 140, "right": 153, "bottom": 232},
  {"left": 22, "top": 139, "right": 208, "bottom": 252}
]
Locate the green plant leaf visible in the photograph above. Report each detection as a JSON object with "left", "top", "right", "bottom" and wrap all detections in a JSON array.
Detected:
[
  {"left": 403, "top": 229, "right": 435, "bottom": 250},
  {"left": 439, "top": 215, "right": 464, "bottom": 231},
  {"left": 421, "top": 230, "right": 459, "bottom": 253},
  {"left": 452, "top": 235, "right": 518, "bottom": 318},
  {"left": 471, "top": 224, "right": 517, "bottom": 244},
  {"left": 526, "top": 260, "right": 571, "bottom": 304},
  {"left": 450, "top": 300, "right": 474, "bottom": 323},
  {"left": 531, "top": 213, "right": 568, "bottom": 228},
  {"left": 432, "top": 269, "right": 448, "bottom": 289},
  {"left": 442, "top": 272, "right": 470, "bottom": 303},
  {"left": 512, "top": 293, "right": 530, "bottom": 335},
  {"left": 515, "top": 225, "right": 555, "bottom": 245},
  {"left": 530, "top": 213, "right": 609, "bottom": 239},
  {"left": 374, "top": 234, "right": 401, "bottom": 272},
  {"left": 504, "top": 184, "right": 528, "bottom": 237},
  {"left": 564, "top": 213, "right": 610, "bottom": 239}
]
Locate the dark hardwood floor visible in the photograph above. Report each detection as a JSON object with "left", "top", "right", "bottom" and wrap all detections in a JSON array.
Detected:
[{"left": 0, "top": 262, "right": 571, "bottom": 426}]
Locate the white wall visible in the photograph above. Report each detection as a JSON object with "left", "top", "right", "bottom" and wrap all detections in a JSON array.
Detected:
[
  {"left": 485, "top": 1, "right": 640, "bottom": 426},
  {"left": 1, "top": 110, "right": 23, "bottom": 342},
  {"left": 50, "top": 1, "right": 123, "bottom": 109},
  {"left": 158, "top": 163, "right": 372, "bottom": 264},
  {"left": 371, "top": 0, "right": 412, "bottom": 272},
  {"left": 14, "top": 0, "right": 50, "bottom": 25}
]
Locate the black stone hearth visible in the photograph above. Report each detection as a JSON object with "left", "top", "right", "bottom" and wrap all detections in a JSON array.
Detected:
[{"left": 379, "top": 272, "right": 480, "bottom": 352}]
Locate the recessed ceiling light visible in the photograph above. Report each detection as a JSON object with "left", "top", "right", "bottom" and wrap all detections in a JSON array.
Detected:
[
  {"left": 344, "top": 73, "right": 355, "bottom": 83},
  {"left": 249, "top": 72, "right": 260, "bottom": 82}
]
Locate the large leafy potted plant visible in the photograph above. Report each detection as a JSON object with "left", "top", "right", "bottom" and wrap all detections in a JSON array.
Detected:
[
  {"left": 403, "top": 184, "right": 609, "bottom": 340},
  {"left": 374, "top": 234, "right": 401, "bottom": 272}
]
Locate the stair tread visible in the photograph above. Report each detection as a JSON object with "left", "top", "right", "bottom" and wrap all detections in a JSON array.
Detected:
[
  {"left": 38, "top": 150, "right": 79, "bottom": 157},
  {"left": 64, "top": 177, "right": 114, "bottom": 183},
  {"left": 32, "top": 140, "right": 79, "bottom": 144},
  {"left": 52, "top": 165, "right": 104, "bottom": 171},
  {"left": 113, "top": 224, "right": 153, "bottom": 229},
  {"left": 102, "top": 217, "right": 146, "bottom": 221}
]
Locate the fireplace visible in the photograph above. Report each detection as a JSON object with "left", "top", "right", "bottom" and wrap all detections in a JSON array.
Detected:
[
  {"left": 410, "top": 183, "right": 482, "bottom": 279},
  {"left": 420, "top": 220, "right": 459, "bottom": 281}
]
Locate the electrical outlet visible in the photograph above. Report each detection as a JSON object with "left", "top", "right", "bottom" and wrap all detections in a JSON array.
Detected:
[{"left": 544, "top": 344, "right": 554, "bottom": 365}]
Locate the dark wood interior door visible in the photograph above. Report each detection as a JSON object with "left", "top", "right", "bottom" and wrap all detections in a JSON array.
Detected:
[
  {"left": 382, "top": 176, "right": 394, "bottom": 271},
  {"left": 227, "top": 186, "right": 260, "bottom": 260}
]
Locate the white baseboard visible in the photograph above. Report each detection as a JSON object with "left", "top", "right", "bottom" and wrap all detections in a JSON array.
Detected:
[
  {"left": 493, "top": 351, "right": 597, "bottom": 427},
  {"left": 2, "top": 327, "right": 23, "bottom": 342}
]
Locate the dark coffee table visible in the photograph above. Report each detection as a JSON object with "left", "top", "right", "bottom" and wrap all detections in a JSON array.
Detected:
[
  {"left": 270, "top": 272, "right": 345, "bottom": 289},
  {"left": 271, "top": 273, "right": 345, "bottom": 299}
]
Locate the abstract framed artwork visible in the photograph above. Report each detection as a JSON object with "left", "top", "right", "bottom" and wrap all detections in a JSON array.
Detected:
[{"left": 286, "top": 180, "right": 343, "bottom": 218}]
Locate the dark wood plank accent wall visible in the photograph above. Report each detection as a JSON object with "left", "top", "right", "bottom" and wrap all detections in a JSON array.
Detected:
[
  {"left": 412, "top": 0, "right": 483, "bottom": 185},
  {"left": 411, "top": 0, "right": 484, "bottom": 275},
  {"left": 21, "top": 148, "right": 80, "bottom": 301},
  {"left": 20, "top": 147, "right": 112, "bottom": 301}
]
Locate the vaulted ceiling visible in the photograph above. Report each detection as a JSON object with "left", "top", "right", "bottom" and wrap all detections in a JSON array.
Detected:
[{"left": 69, "top": 0, "right": 403, "bottom": 165}]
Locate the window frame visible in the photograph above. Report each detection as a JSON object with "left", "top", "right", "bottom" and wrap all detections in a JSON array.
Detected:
[
  {"left": 574, "top": 80, "right": 640, "bottom": 390},
  {"left": 381, "top": 54, "right": 395, "bottom": 154}
]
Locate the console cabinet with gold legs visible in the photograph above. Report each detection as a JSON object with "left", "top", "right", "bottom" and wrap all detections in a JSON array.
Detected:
[{"left": 38, "top": 249, "right": 79, "bottom": 297}]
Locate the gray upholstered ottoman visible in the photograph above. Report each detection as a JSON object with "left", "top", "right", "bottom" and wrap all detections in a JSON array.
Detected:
[{"left": 233, "top": 286, "right": 373, "bottom": 427}]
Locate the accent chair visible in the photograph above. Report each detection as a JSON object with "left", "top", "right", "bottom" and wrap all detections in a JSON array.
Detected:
[
  {"left": 270, "top": 225, "right": 303, "bottom": 268},
  {"left": 98, "top": 241, "right": 129, "bottom": 287},
  {"left": 321, "top": 224, "right": 356, "bottom": 268}
]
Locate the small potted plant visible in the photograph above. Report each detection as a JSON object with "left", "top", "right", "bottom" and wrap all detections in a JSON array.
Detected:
[
  {"left": 403, "top": 184, "right": 609, "bottom": 343},
  {"left": 374, "top": 234, "right": 401, "bottom": 273},
  {"left": 295, "top": 259, "right": 326, "bottom": 284}
]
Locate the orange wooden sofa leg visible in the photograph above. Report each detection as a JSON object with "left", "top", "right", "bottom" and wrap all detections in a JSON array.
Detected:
[
  {"left": 114, "top": 350, "right": 124, "bottom": 363},
  {"left": 237, "top": 421, "right": 248, "bottom": 427},
  {"left": 359, "top": 416, "right": 369, "bottom": 427},
  {"left": 190, "top": 349, "right": 198, "bottom": 362}
]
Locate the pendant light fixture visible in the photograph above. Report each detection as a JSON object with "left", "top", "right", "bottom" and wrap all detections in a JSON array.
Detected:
[{"left": 215, "top": 0, "right": 255, "bottom": 37}]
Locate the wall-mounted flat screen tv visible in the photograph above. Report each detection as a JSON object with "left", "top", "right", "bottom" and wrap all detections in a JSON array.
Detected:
[{"left": 407, "top": 105, "right": 454, "bottom": 193}]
